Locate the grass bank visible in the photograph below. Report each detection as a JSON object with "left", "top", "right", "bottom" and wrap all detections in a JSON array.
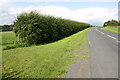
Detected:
[
  {"left": 102, "top": 26, "right": 120, "bottom": 34},
  {"left": 2, "top": 28, "right": 90, "bottom": 78}
]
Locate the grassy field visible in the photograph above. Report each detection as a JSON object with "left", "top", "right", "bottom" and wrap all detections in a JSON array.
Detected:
[
  {"left": 103, "top": 26, "right": 120, "bottom": 34},
  {"left": 1, "top": 31, "right": 16, "bottom": 49},
  {"left": 2, "top": 28, "right": 90, "bottom": 78}
]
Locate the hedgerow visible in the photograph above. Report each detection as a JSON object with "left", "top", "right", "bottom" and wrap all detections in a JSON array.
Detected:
[
  {"left": 1, "top": 25, "right": 13, "bottom": 31},
  {"left": 13, "top": 11, "right": 91, "bottom": 45}
]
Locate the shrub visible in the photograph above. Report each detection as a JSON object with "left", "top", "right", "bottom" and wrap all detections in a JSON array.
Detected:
[{"left": 13, "top": 11, "right": 91, "bottom": 45}]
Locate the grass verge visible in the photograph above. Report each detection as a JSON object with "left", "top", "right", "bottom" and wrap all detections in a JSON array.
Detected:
[
  {"left": 102, "top": 26, "right": 120, "bottom": 34},
  {"left": 2, "top": 28, "right": 90, "bottom": 78}
]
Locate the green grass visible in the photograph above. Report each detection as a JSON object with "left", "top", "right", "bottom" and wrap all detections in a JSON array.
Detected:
[
  {"left": 1, "top": 31, "right": 16, "bottom": 49},
  {"left": 2, "top": 28, "right": 90, "bottom": 78},
  {"left": 103, "top": 26, "right": 120, "bottom": 34}
]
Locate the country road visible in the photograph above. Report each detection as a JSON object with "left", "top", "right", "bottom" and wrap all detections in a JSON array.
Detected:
[
  {"left": 66, "top": 27, "right": 119, "bottom": 78},
  {"left": 89, "top": 28, "right": 118, "bottom": 78}
]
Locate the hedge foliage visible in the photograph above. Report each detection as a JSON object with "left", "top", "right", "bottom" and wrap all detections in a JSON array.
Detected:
[
  {"left": 1, "top": 25, "right": 13, "bottom": 31},
  {"left": 13, "top": 11, "right": 91, "bottom": 45}
]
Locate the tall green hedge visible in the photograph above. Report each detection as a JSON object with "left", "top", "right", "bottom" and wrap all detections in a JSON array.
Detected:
[{"left": 13, "top": 11, "right": 91, "bottom": 45}]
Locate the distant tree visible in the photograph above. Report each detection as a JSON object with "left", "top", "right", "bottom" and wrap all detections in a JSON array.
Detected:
[{"left": 103, "top": 20, "right": 119, "bottom": 27}]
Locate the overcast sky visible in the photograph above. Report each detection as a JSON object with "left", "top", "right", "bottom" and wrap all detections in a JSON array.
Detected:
[{"left": 0, "top": 0, "right": 119, "bottom": 26}]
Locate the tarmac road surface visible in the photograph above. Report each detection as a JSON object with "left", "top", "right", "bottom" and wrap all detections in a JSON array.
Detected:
[{"left": 66, "top": 27, "right": 118, "bottom": 78}]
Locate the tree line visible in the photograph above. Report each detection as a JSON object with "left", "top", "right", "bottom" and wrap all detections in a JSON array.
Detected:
[
  {"left": 104, "top": 19, "right": 120, "bottom": 26},
  {"left": 1, "top": 24, "right": 13, "bottom": 31}
]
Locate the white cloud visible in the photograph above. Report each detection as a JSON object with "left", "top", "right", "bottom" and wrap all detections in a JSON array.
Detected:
[
  {"left": 0, "top": 5, "right": 118, "bottom": 26},
  {"left": 0, "top": 0, "right": 15, "bottom": 25}
]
